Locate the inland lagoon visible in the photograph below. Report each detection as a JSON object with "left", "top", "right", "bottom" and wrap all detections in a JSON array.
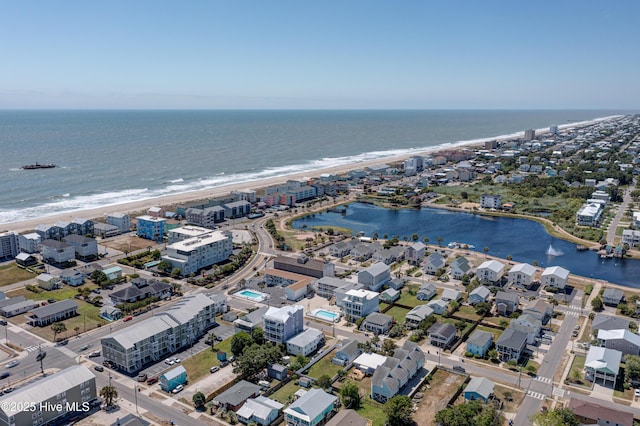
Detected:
[{"left": 292, "top": 202, "right": 640, "bottom": 288}]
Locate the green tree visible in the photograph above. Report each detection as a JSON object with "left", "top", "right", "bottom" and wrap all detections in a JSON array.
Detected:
[
  {"left": 411, "top": 233, "right": 419, "bottom": 241},
  {"left": 234, "top": 343, "right": 284, "bottom": 379},
  {"left": 591, "top": 295, "right": 604, "bottom": 311},
  {"left": 488, "top": 349, "right": 498, "bottom": 361},
  {"left": 51, "top": 322, "right": 67, "bottom": 342},
  {"left": 384, "top": 395, "right": 413, "bottom": 426},
  {"left": 317, "top": 374, "right": 332, "bottom": 390},
  {"left": 625, "top": 355, "right": 640, "bottom": 384},
  {"left": 91, "top": 270, "right": 108, "bottom": 285},
  {"left": 192, "top": 391, "right": 206, "bottom": 409},
  {"left": 157, "top": 260, "right": 172, "bottom": 273},
  {"left": 251, "top": 327, "right": 265, "bottom": 345},
  {"left": 437, "top": 237, "right": 444, "bottom": 246},
  {"left": 99, "top": 385, "right": 118, "bottom": 407},
  {"left": 171, "top": 267, "right": 182, "bottom": 277},
  {"left": 381, "top": 339, "right": 397, "bottom": 356},
  {"left": 231, "top": 332, "right": 253, "bottom": 356},
  {"left": 339, "top": 380, "right": 361, "bottom": 409},
  {"left": 483, "top": 246, "right": 490, "bottom": 256},
  {"left": 474, "top": 302, "right": 491, "bottom": 316},
  {"left": 533, "top": 408, "right": 579, "bottom": 426}
]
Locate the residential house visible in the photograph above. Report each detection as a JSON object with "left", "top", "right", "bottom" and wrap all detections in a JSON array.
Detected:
[
  {"left": 99, "top": 306, "right": 122, "bottom": 321},
  {"left": 147, "top": 206, "right": 165, "bottom": 218},
  {"left": 267, "top": 364, "right": 288, "bottom": 381},
  {"left": 362, "top": 312, "right": 393, "bottom": 335},
  {"left": 36, "top": 273, "right": 62, "bottom": 290},
  {"left": 496, "top": 328, "right": 528, "bottom": 362},
  {"left": 576, "top": 201, "right": 605, "bottom": 227},
  {"left": 0, "top": 365, "right": 97, "bottom": 426},
  {"left": 17, "top": 232, "right": 41, "bottom": 254},
  {"left": 358, "top": 262, "right": 391, "bottom": 292},
  {"left": 284, "top": 388, "right": 337, "bottom": 426},
  {"left": 350, "top": 243, "right": 374, "bottom": 262},
  {"left": 468, "top": 286, "right": 490, "bottom": 305},
  {"left": 315, "top": 276, "right": 354, "bottom": 299},
  {"left": 405, "top": 305, "right": 434, "bottom": 329},
  {"left": 567, "top": 397, "right": 633, "bottom": 426},
  {"left": 214, "top": 380, "right": 261, "bottom": 411},
  {"left": 508, "top": 263, "right": 536, "bottom": 287},
  {"left": 540, "top": 266, "right": 570, "bottom": 290},
  {"left": 495, "top": 291, "right": 519, "bottom": 316},
  {"left": 510, "top": 314, "right": 542, "bottom": 344},
  {"left": 603, "top": 288, "right": 625, "bottom": 307},
  {"left": 464, "top": 377, "right": 495, "bottom": 402},
  {"left": 102, "top": 266, "right": 123, "bottom": 281},
  {"left": 237, "top": 396, "right": 284, "bottom": 426},
  {"left": 223, "top": 200, "right": 251, "bottom": 219},
  {"left": 522, "top": 299, "right": 553, "bottom": 325},
  {"left": 416, "top": 282, "right": 437, "bottom": 301},
  {"left": 441, "top": 288, "right": 461, "bottom": 303},
  {"left": 160, "top": 365, "right": 187, "bottom": 392},
  {"left": 466, "top": 330, "right": 493, "bottom": 357},
  {"left": 332, "top": 339, "right": 361, "bottom": 366},
  {"left": 106, "top": 212, "right": 131, "bottom": 233},
  {"left": 135, "top": 215, "right": 166, "bottom": 242},
  {"left": 26, "top": 300, "right": 79, "bottom": 327},
  {"left": 337, "top": 289, "right": 379, "bottom": 322},
  {"left": 405, "top": 242, "right": 426, "bottom": 265},
  {"left": 328, "top": 241, "right": 350, "bottom": 258},
  {"left": 185, "top": 206, "right": 225, "bottom": 228},
  {"left": 14, "top": 252, "right": 37, "bottom": 267},
  {"left": 286, "top": 328, "right": 324, "bottom": 357},
  {"left": 427, "top": 323, "right": 457, "bottom": 348},
  {"left": 0, "top": 300, "right": 38, "bottom": 318},
  {"left": 388, "top": 278, "right": 405, "bottom": 291},
  {"left": 234, "top": 306, "right": 269, "bottom": 334},
  {"left": 591, "top": 313, "right": 630, "bottom": 333},
  {"left": 380, "top": 288, "right": 400, "bottom": 303},
  {"left": 584, "top": 346, "right": 622, "bottom": 385},
  {"left": 60, "top": 269, "right": 85, "bottom": 287},
  {"left": 476, "top": 260, "right": 506, "bottom": 284},
  {"left": 353, "top": 353, "right": 388, "bottom": 376},
  {"left": 64, "top": 234, "right": 99, "bottom": 261},
  {"left": 109, "top": 278, "right": 172, "bottom": 304},
  {"left": 41, "top": 239, "right": 75, "bottom": 265},
  {"left": 370, "top": 341, "right": 425, "bottom": 403},
  {"left": 450, "top": 256, "right": 472, "bottom": 280},
  {"left": 69, "top": 218, "right": 94, "bottom": 236},
  {"left": 325, "top": 410, "right": 368, "bottom": 426},
  {"left": 427, "top": 299, "right": 448, "bottom": 315},
  {"left": 597, "top": 329, "right": 640, "bottom": 357},
  {"left": 263, "top": 305, "right": 304, "bottom": 344},
  {"left": 423, "top": 252, "right": 445, "bottom": 275}
]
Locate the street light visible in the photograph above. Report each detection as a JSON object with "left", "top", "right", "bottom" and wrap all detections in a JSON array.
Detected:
[{"left": 134, "top": 385, "right": 139, "bottom": 414}]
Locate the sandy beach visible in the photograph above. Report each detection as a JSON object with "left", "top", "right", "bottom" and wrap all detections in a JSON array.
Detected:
[{"left": 2, "top": 116, "right": 619, "bottom": 234}]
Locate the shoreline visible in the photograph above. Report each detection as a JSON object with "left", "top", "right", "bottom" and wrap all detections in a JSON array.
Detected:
[{"left": 1, "top": 115, "right": 620, "bottom": 234}]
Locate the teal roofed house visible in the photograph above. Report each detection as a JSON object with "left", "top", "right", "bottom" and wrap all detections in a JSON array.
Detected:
[
  {"left": 284, "top": 388, "right": 337, "bottom": 426},
  {"left": 102, "top": 266, "right": 123, "bottom": 281},
  {"left": 160, "top": 365, "right": 187, "bottom": 392}
]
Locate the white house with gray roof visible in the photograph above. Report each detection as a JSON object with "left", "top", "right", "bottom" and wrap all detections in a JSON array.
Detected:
[
  {"left": 284, "top": 388, "right": 337, "bottom": 426},
  {"left": 357, "top": 262, "right": 390, "bottom": 292},
  {"left": 405, "top": 305, "right": 434, "bottom": 329},
  {"left": 468, "top": 285, "right": 490, "bottom": 305},
  {"left": 495, "top": 291, "right": 519, "bottom": 316},
  {"left": 416, "top": 282, "right": 437, "bottom": 300},
  {"left": 496, "top": 328, "right": 528, "bottom": 362},
  {"left": 101, "top": 294, "right": 216, "bottom": 373},
  {"left": 332, "top": 339, "right": 361, "bottom": 366},
  {"left": 603, "top": 288, "right": 625, "bottom": 306},
  {"left": 405, "top": 242, "right": 426, "bottom": 265},
  {"left": 510, "top": 314, "right": 542, "bottom": 344},
  {"left": 591, "top": 313, "right": 631, "bottom": 333},
  {"left": 585, "top": 346, "right": 622, "bottom": 385},
  {"left": 450, "top": 256, "right": 472, "bottom": 280},
  {"left": 476, "top": 260, "right": 506, "bottom": 284},
  {"left": 237, "top": 396, "right": 283, "bottom": 426},
  {"left": 597, "top": 329, "right": 640, "bottom": 357},
  {"left": 541, "top": 266, "right": 569, "bottom": 290},
  {"left": 423, "top": 252, "right": 445, "bottom": 275},
  {"left": 286, "top": 328, "right": 324, "bottom": 357},
  {"left": 362, "top": 312, "right": 393, "bottom": 335},
  {"left": 263, "top": 305, "right": 304, "bottom": 344},
  {"left": 464, "top": 377, "right": 495, "bottom": 402},
  {"left": 0, "top": 365, "right": 97, "bottom": 426},
  {"left": 508, "top": 263, "right": 536, "bottom": 287},
  {"left": 371, "top": 341, "right": 425, "bottom": 403},
  {"left": 26, "top": 299, "right": 78, "bottom": 327}
]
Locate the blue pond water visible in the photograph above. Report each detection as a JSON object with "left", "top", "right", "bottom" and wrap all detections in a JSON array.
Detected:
[{"left": 292, "top": 203, "right": 640, "bottom": 288}]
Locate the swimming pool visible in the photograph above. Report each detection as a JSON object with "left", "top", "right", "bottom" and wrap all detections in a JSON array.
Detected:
[
  {"left": 234, "top": 289, "right": 268, "bottom": 303},
  {"left": 308, "top": 309, "right": 341, "bottom": 323}
]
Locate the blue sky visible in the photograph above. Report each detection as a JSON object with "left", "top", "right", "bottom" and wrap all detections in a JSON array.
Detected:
[{"left": 1, "top": 0, "right": 639, "bottom": 109}]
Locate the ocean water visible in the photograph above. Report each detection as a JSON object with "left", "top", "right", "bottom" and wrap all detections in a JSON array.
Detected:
[{"left": 0, "top": 109, "right": 634, "bottom": 225}]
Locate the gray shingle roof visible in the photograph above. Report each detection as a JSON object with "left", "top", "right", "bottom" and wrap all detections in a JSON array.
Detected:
[
  {"left": 28, "top": 299, "right": 78, "bottom": 318},
  {"left": 465, "top": 377, "right": 495, "bottom": 399},
  {"left": 467, "top": 330, "right": 493, "bottom": 347},
  {"left": 215, "top": 380, "right": 260, "bottom": 407},
  {"left": 285, "top": 388, "right": 337, "bottom": 421},
  {"left": 496, "top": 328, "right": 528, "bottom": 350}
]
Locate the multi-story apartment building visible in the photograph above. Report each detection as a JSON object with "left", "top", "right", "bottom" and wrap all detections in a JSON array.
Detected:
[
  {"left": 161, "top": 230, "right": 232, "bottom": 276},
  {"left": 101, "top": 294, "right": 216, "bottom": 373},
  {"left": 263, "top": 305, "right": 304, "bottom": 344},
  {"left": 0, "top": 231, "right": 18, "bottom": 262},
  {"left": 135, "top": 215, "right": 166, "bottom": 242},
  {"left": 0, "top": 365, "right": 97, "bottom": 426},
  {"left": 480, "top": 194, "right": 502, "bottom": 209},
  {"left": 337, "top": 289, "right": 379, "bottom": 322},
  {"left": 223, "top": 200, "right": 251, "bottom": 219},
  {"left": 41, "top": 239, "right": 75, "bottom": 265},
  {"left": 185, "top": 206, "right": 225, "bottom": 228},
  {"left": 167, "top": 225, "right": 212, "bottom": 244},
  {"left": 69, "top": 218, "right": 94, "bottom": 236},
  {"left": 315, "top": 276, "right": 356, "bottom": 299},
  {"left": 106, "top": 212, "right": 131, "bottom": 233},
  {"left": 64, "top": 234, "right": 99, "bottom": 261}
]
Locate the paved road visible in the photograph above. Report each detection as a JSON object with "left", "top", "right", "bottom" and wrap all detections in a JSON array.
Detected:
[{"left": 606, "top": 182, "right": 633, "bottom": 244}]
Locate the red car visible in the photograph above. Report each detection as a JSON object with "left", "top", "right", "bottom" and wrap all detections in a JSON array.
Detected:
[{"left": 123, "top": 316, "right": 133, "bottom": 322}]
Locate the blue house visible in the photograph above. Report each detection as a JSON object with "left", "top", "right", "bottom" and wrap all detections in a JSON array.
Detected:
[
  {"left": 136, "top": 215, "right": 166, "bottom": 242},
  {"left": 466, "top": 330, "right": 493, "bottom": 357},
  {"left": 160, "top": 365, "right": 187, "bottom": 392},
  {"left": 464, "top": 377, "right": 495, "bottom": 402}
]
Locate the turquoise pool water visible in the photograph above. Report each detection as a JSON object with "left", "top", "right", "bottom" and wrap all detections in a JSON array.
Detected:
[
  {"left": 236, "top": 289, "right": 267, "bottom": 302},
  {"left": 310, "top": 309, "right": 340, "bottom": 322}
]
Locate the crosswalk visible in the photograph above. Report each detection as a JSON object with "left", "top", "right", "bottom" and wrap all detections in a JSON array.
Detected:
[
  {"left": 565, "top": 311, "right": 580, "bottom": 317},
  {"left": 25, "top": 346, "right": 40, "bottom": 352},
  {"left": 526, "top": 390, "right": 546, "bottom": 400},
  {"left": 535, "top": 376, "right": 552, "bottom": 384}
]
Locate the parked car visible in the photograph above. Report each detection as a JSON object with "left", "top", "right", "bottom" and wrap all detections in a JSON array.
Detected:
[
  {"left": 146, "top": 376, "right": 158, "bottom": 385},
  {"left": 2, "top": 388, "right": 13, "bottom": 394},
  {"left": 6, "top": 360, "right": 20, "bottom": 368},
  {"left": 94, "top": 365, "right": 104, "bottom": 372},
  {"left": 88, "top": 351, "right": 101, "bottom": 358},
  {"left": 0, "top": 372, "right": 10, "bottom": 379},
  {"left": 216, "top": 335, "right": 223, "bottom": 341},
  {"left": 453, "top": 365, "right": 466, "bottom": 373},
  {"left": 0, "top": 320, "right": 7, "bottom": 326},
  {"left": 123, "top": 316, "right": 133, "bottom": 322},
  {"left": 220, "top": 360, "right": 229, "bottom": 368},
  {"left": 137, "top": 373, "right": 148, "bottom": 382},
  {"left": 173, "top": 357, "right": 181, "bottom": 363},
  {"left": 165, "top": 358, "right": 175, "bottom": 366},
  {"left": 172, "top": 385, "right": 184, "bottom": 394},
  {"left": 210, "top": 366, "right": 219, "bottom": 374}
]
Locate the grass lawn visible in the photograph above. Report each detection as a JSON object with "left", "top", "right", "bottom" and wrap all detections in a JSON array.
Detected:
[
  {"left": 306, "top": 350, "right": 344, "bottom": 379},
  {"left": 475, "top": 325, "right": 504, "bottom": 342},
  {"left": 455, "top": 305, "right": 481, "bottom": 321},
  {"left": 614, "top": 366, "right": 633, "bottom": 401},
  {"left": 356, "top": 399, "right": 386, "bottom": 426},
  {"left": 182, "top": 338, "right": 233, "bottom": 383},
  {"left": 396, "top": 288, "right": 423, "bottom": 308},
  {"left": 0, "top": 263, "right": 37, "bottom": 287},
  {"left": 270, "top": 380, "right": 305, "bottom": 405},
  {"left": 385, "top": 306, "right": 410, "bottom": 324},
  {"left": 482, "top": 316, "right": 510, "bottom": 328},
  {"left": 566, "top": 355, "right": 588, "bottom": 386},
  {"left": 441, "top": 317, "right": 473, "bottom": 336}
]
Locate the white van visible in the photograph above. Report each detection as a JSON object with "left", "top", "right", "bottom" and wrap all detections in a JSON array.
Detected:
[{"left": 258, "top": 380, "right": 270, "bottom": 390}]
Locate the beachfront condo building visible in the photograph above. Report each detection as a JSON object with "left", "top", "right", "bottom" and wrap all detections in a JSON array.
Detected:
[
  {"left": 0, "top": 231, "right": 18, "bottom": 262},
  {"left": 338, "top": 288, "right": 379, "bottom": 322},
  {"left": 185, "top": 206, "right": 225, "bottom": 228},
  {"left": 136, "top": 215, "right": 166, "bottom": 242},
  {"left": 101, "top": 294, "right": 216, "bottom": 373},
  {"left": 17, "top": 232, "right": 41, "bottom": 254},
  {"left": 167, "top": 225, "right": 212, "bottom": 244},
  {"left": 263, "top": 305, "right": 304, "bottom": 344},
  {"left": 480, "top": 194, "right": 502, "bottom": 209},
  {"left": 161, "top": 230, "right": 232, "bottom": 276}
]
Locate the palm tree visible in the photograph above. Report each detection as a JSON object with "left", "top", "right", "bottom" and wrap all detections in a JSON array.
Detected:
[
  {"left": 437, "top": 237, "right": 443, "bottom": 246},
  {"left": 483, "top": 246, "right": 490, "bottom": 257},
  {"left": 99, "top": 385, "right": 118, "bottom": 407},
  {"left": 74, "top": 326, "right": 80, "bottom": 338},
  {"left": 51, "top": 322, "right": 67, "bottom": 342}
]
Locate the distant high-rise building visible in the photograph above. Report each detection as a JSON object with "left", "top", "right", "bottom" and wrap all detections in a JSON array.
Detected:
[
  {"left": 549, "top": 125, "right": 558, "bottom": 134},
  {"left": 524, "top": 129, "right": 536, "bottom": 141}
]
